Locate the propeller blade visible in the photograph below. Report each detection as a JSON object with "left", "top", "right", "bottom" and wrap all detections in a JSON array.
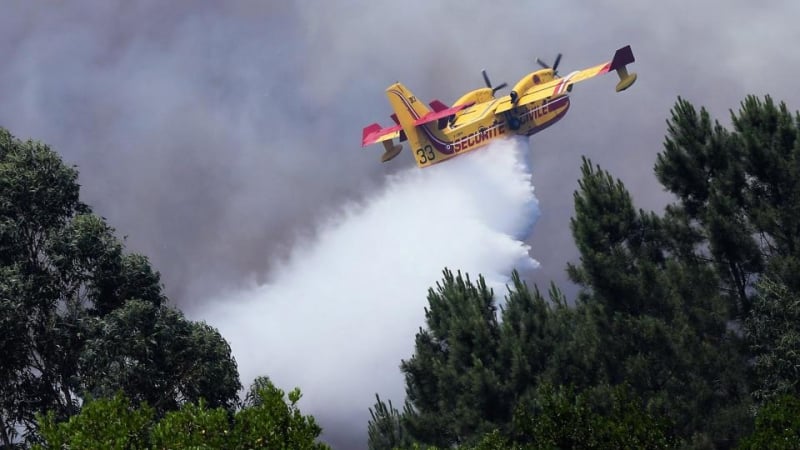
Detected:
[
  {"left": 491, "top": 82, "right": 508, "bottom": 95},
  {"left": 482, "top": 69, "right": 507, "bottom": 95},
  {"left": 482, "top": 69, "right": 492, "bottom": 88},
  {"left": 553, "top": 53, "right": 562, "bottom": 72},
  {"left": 536, "top": 58, "right": 549, "bottom": 69}
]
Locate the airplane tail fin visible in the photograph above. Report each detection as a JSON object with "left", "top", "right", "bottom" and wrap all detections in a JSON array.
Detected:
[{"left": 385, "top": 83, "right": 435, "bottom": 167}]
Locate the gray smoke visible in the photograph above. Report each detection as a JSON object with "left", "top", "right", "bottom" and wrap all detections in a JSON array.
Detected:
[{"left": 2, "top": 1, "right": 799, "bottom": 447}]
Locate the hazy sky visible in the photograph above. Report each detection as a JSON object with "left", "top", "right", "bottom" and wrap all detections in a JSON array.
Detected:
[
  {"left": 2, "top": 1, "right": 799, "bottom": 303},
  {"left": 2, "top": 1, "right": 799, "bottom": 447}
]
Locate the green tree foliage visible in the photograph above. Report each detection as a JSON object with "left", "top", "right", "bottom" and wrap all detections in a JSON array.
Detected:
[
  {"left": 33, "top": 393, "right": 153, "bottom": 450},
  {"left": 228, "top": 379, "right": 328, "bottom": 450},
  {"left": 152, "top": 378, "right": 328, "bottom": 449},
  {"left": 655, "top": 95, "right": 800, "bottom": 312},
  {"left": 35, "top": 379, "right": 329, "bottom": 449},
  {"left": 393, "top": 270, "right": 583, "bottom": 448},
  {"left": 737, "top": 394, "right": 800, "bottom": 450},
  {"left": 368, "top": 394, "right": 410, "bottom": 450},
  {"left": 516, "top": 384, "right": 674, "bottom": 449},
  {"left": 567, "top": 156, "right": 750, "bottom": 445},
  {"left": 652, "top": 94, "right": 800, "bottom": 438},
  {"left": 732, "top": 97, "right": 800, "bottom": 289},
  {"left": 499, "top": 278, "right": 572, "bottom": 406},
  {"left": 150, "top": 399, "right": 231, "bottom": 449},
  {"left": 400, "top": 269, "right": 504, "bottom": 447},
  {"left": 79, "top": 299, "right": 241, "bottom": 413},
  {"left": 394, "top": 385, "right": 673, "bottom": 450},
  {"left": 656, "top": 96, "right": 759, "bottom": 311},
  {"left": 0, "top": 128, "right": 89, "bottom": 444},
  {"left": 244, "top": 375, "right": 277, "bottom": 407},
  {"left": 0, "top": 128, "right": 240, "bottom": 445},
  {"left": 745, "top": 277, "right": 800, "bottom": 401}
]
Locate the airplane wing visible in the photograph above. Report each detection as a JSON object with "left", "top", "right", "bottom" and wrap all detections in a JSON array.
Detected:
[
  {"left": 362, "top": 123, "right": 402, "bottom": 147},
  {"left": 495, "top": 45, "right": 635, "bottom": 114}
]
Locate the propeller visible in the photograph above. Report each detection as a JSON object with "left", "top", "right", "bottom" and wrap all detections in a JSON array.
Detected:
[
  {"left": 481, "top": 69, "right": 507, "bottom": 95},
  {"left": 536, "top": 53, "right": 563, "bottom": 75}
]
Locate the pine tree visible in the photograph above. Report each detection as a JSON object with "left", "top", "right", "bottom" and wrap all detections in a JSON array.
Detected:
[
  {"left": 498, "top": 273, "right": 571, "bottom": 407},
  {"left": 731, "top": 96, "right": 800, "bottom": 291},
  {"left": 653, "top": 94, "right": 800, "bottom": 438},
  {"left": 400, "top": 269, "right": 505, "bottom": 447},
  {"left": 655, "top": 95, "right": 800, "bottom": 314},
  {"left": 566, "top": 156, "right": 750, "bottom": 444},
  {"left": 394, "top": 269, "right": 573, "bottom": 448},
  {"left": 367, "top": 394, "right": 409, "bottom": 450}
]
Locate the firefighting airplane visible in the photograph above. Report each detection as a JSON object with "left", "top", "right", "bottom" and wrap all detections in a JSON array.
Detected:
[{"left": 361, "top": 45, "right": 637, "bottom": 168}]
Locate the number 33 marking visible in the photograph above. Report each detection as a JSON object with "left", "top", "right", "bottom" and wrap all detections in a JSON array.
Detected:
[{"left": 416, "top": 145, "right": 435, "bottom": 164}]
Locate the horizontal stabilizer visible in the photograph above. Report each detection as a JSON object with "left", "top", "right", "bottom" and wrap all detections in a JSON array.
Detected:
[
  {"left": 362, "top": 122, "right": 402, "bottom": 147},
  {"left": 429, "top": 99, "right": 448, "bottom": 112}
]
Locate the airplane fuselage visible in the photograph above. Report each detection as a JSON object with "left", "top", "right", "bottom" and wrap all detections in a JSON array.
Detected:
[{"left": 418, "top": 93, "right": 570, "bottom": 166}]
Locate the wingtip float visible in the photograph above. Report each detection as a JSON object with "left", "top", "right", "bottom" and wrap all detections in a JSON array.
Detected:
[{"left": 362, "top": 45, "right": 637, "bottom": 168}]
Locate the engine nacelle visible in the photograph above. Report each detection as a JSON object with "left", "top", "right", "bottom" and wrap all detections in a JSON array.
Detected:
[
  {"left": 510, "top": 69, "right": 555, "bottom": 104},
  {"left": 452, "top": 87, "right": 494, "bottom": 108}
]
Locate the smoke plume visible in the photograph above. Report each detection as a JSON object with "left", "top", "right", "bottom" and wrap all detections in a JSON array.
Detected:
[{"left": 200, "top": 137, "right": 538, "bottom": 445}]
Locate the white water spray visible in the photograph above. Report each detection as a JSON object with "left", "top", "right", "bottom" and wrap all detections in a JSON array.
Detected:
[{"left": 200, "top": 137, "right": 539, "bottom": 438}]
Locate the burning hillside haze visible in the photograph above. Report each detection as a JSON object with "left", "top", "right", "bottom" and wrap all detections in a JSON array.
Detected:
[
  {"left": 203, "top": 138, "right": 538, "bottom": 446},
  {"left": 2, "top": 1, "right": 800, "bottom": 448},
  {"left": 2, "top": 1, "right": 798, "bottom": 309}
]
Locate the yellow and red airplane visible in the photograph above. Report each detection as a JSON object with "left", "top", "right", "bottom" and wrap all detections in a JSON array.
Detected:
[{"left": 362, "top": 45, "right": 637, "bottom": 168}]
